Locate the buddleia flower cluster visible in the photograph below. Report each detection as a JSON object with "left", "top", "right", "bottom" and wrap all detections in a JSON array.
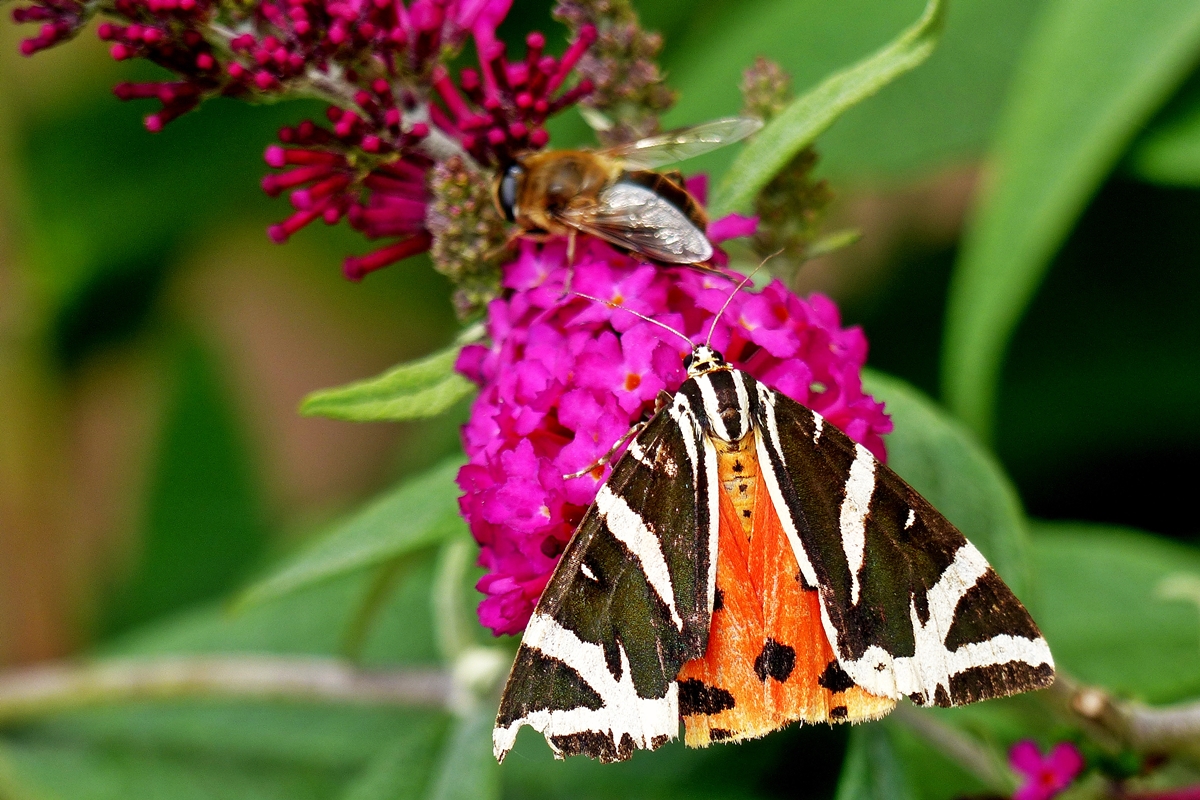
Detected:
[
  {"left": 7, "top": 0, "right": 604, "bottom": 287},
  {"left": 454, "top": 207, "right": 892, "bottom": 635}
]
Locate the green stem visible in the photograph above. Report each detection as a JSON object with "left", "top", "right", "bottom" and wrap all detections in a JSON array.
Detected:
[{"left": 0, "top": 656, "right": 452, "bottom": 723}]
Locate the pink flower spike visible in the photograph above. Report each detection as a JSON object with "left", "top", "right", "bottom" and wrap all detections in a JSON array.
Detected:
[
  {"left": 708, "top": 213, "right": 758, "bottom": 244},
  {"left": 1010, "top": 740, "right": 1085, "bottom": 800},
  {"left": 456, "top": 238, "right": 891, "bottom": 635}
]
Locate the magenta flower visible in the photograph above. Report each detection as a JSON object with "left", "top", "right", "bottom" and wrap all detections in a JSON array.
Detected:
[
  {"left": 429, "top": 25, "right": 597, "bottom": 165},
  {"left": 455, "top": 234, "right": 892, "bottom": 636},
  {"left": 1010, "top": 740, "right": 1085, "bottom": 800}
]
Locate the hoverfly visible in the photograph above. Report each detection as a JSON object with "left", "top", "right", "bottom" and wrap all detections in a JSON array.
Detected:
[{"left": 493, "top": 117, "right": 763, "bottom": 265}]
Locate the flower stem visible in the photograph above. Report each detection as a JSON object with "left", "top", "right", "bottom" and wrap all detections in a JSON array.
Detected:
[{"left": 0, "top": 656, "right": 453, "bottom": 722}]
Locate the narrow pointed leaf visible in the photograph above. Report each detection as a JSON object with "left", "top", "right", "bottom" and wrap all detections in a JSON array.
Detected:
[
  {"left": 237, "top": 459, "right": 466, "bottom": 609},
  {"left": 301, "top": 344, "right": 475, "bottom": 423},
  {"left": 425, "top": 706, "right": 499, "bottom": 800},
  {"left": 710, "top": 0, "right": 945, "bottom": 217},
  {"left": 943, "top": 0, "right": 1200, "bottom": 439},
  {"left": 1128, "top": 74, "right": 1200, "bottom": 186}
]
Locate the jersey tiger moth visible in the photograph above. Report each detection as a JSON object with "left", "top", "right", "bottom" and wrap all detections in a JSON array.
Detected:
[{"left": 490, "top": 334, "right": 1053, "bottom": 764}]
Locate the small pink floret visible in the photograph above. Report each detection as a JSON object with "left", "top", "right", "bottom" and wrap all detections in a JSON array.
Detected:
[{"left": 1010, "top": 740, "right": 1085, "bottom": 800}]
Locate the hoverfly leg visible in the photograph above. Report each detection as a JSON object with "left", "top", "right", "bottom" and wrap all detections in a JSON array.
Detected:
[
  {"left": 562, "top": 419, "right": 647, "bottom": 481},
  {"left": 563, "top": 230, "right": 579, "bottom": 296}
]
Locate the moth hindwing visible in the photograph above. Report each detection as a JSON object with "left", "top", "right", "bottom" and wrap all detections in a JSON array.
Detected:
[{"left": 492, "top": 344, "right": 1053, "bottom": 763}]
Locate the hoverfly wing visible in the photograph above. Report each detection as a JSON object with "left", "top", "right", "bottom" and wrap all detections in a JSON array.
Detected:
[
  {"left": 557, "top": 179, "right": 714, "bottom": 264},
  {"left": 600, "top": 117, "right": 763, "bottom": 171}
]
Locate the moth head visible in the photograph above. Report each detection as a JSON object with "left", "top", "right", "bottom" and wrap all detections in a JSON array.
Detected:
[{"left": 684, "top": 345, "right": 727, "bottom": 377}]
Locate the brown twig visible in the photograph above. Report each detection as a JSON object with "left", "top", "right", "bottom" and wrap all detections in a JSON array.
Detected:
[
  {"left": 1050, "top": 673, "right": 1200, "bottom": 760},
  {"left": 0, "top": 656, "right": 453, "bottom": 723}
]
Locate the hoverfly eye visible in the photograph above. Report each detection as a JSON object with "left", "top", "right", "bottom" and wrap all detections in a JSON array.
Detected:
[{"left": 497, "top": 165, "right": 522, "bottom": 222}]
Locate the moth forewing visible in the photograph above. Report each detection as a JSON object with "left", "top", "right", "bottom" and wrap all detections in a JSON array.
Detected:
[
  {"left": 492, "top": 401, "right": 716, "bottom": 763},
  {"left": 750, "top": 384, "right": 1055, "bottom": 707}
]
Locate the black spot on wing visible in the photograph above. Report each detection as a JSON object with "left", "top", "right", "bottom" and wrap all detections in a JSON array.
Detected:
[
  {"left": 713, "top": 587, "right": 724, "bottom": 611},
  {"left": 496, "top": 646, "right": 603, "bottom": 727},
  {"left": 913, "top": 590, "right": 931, "bottom": 627},
  {"left": 817, "top": 660, "right": 856, "bottom": 693},
  {"left": 550, "top": 731, "right": 640, "bottom": 764},
  {"left": 678, "top": 678, "right": 736, "bottom": 716},
  {"left": 830, "top": 706, "right": 848, "bottom": 721},
  {"left": 753, "top": 639, "right": 796, "bottom": 682},
  {"left": 945, "top": 662, "right": 1054, "bottom": 706},
  {"left": 943, "top": 569, "right": 1044, "bottom": 651},
  {"left": 709, "top": 728, "right": 734, "bottom": 741}
]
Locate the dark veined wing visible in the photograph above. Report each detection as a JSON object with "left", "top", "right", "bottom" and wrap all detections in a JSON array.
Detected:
[
  {"left": 557, "top": 180, "right": 713, "bottom": 264},
  {"left": 599, "top": 117, "right": 763, "bottom": 171},
  {"left": 493, "top": 391, "right": 719, "bottom": 763},
  {"left": 747, "top": 378, "right": 1054, "bottom": 708}
]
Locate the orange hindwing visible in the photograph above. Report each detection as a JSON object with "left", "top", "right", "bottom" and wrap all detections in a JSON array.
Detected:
[{"left": 676, "top": 429, "right": 895, "bottom": 747}]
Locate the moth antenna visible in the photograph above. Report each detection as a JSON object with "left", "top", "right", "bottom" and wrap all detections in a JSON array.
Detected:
[
  {"left": 571, "top": 291, "right": 694, "bottom": 349},
  {"left": 704, "top": 250, "right": 784, "bottom": 346}
]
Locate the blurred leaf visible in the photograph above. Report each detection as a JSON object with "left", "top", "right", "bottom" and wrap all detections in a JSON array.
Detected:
[
  {"left": 983, "top": 178, "right": 1200, "bottom": 536},
  {"left": 17, "top": 90, "right": 320, "bottom": 322},
  {"left": 942, "top": 0, "right": 1200, "bottom": 440},
  {"left": 0, "top": 739, "right": 340, "bottom": 800},
  {"left": 426, "top": 706, "right": 499, "bottom": 800},
  {"left": 1127, "top": 70, "right": 1200, "bottom": 186},
  {"left": 710, "top": 0, "right": 946, "bottom": 216},
  {"left": 103, "top": 335, "right": 267, "bottom": 634},
  {"left": 301, "top": 344, "right": 475, "bottom": 423},
  {"left": 661, "top": 0, "right": 1045, "bottom": 185},
  {"left": 884, "top": 717, "right": 993, "bottom": 800},
  {"left": 5, "top": 558, "right": 451, "bottom": 798},
  {"left": 835, "top": 723, "right": 914, "bottom": 800},
  {"left": 237, "top": 458, "right": 465, "bottom": 610},
  {"left": 863, "top": 369, "right": 1030, "bottom": 598},
  {"left": 1031, "top": 521, "right": 1200, "bottom": 702},
  {"left": 111, "top": 551, "right": 440, "bottom": 665},
  {"left": 341, "top": 728, "right": 443, "bottom": 800}
]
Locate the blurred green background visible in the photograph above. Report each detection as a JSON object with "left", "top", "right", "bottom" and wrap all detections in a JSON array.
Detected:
[{"left": 1, "top": 0, "right": 1199, "bottom": 797}]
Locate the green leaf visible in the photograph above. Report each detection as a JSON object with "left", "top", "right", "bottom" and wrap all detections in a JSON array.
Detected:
[
  {"left": 1030, "top": 521, "right": 1200, "bottom": 702},
  {"left": 426, "top": 705, "right": 499, "bottom": 800},
  {"left": 942, "top": 0, "right": 1200, "bottom": 439},
  {"left": 710, "top": 0, "right": 946, "bottom": 217},
  {"left": 102, "top": 335, "right": 268, "bottom": 635},
  {"left": 0, "top": 739, "right": 341, "bottom": 800},
  {"left": 300, "top": 343, "right": 475, "bottom": 422},
  {"left": 237, "top": 459, "right": 466, "bottom": 610},
  {"left": 1127, "top": 71, "right": 1200, "bottom": 186},
  {"left": 863, "top": 369, "right": 1030, "bottom": 598},
  {"left": 835, "top": 723, "right": 914, "bottom": 800},
  {"left": 659, "top": 0, "right": 1044, "bottom": 186},
  {"left": 340, "top": 729, "right": 444, "bottom": 800}
]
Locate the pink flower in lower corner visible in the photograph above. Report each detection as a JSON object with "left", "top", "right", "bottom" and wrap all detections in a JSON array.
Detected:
[
  {"left": 1010, "top": 740, "right": 1085, "bottom": 800},
  {"left": 455, "top": 235, "right": 892, "bottom": 636}
]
